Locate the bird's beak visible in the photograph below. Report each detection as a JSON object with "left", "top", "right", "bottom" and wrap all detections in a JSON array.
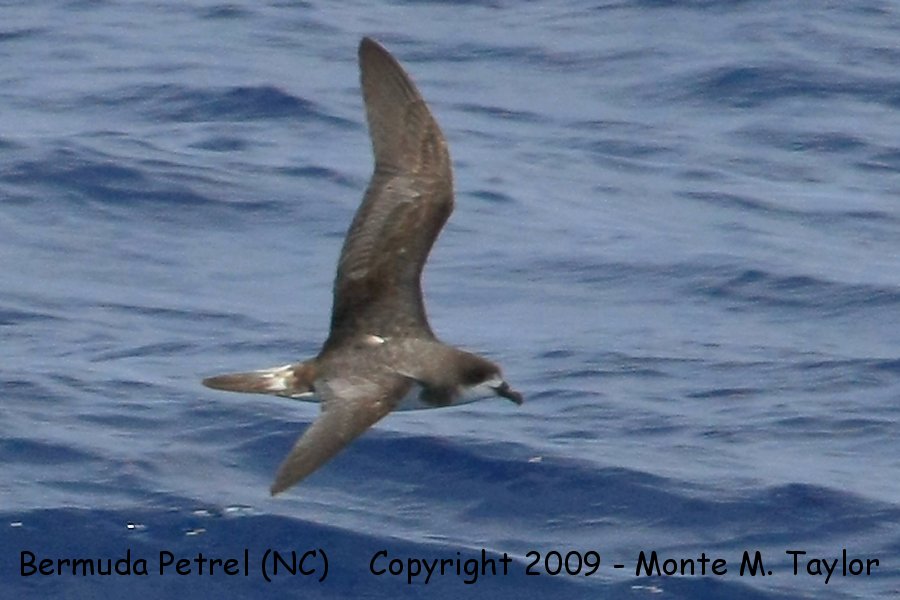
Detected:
[{"left": 494, "top": 381, "right": 523, "bottom": 405}]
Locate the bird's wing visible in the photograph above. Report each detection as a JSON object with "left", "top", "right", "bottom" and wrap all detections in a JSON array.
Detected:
[
  {"left": 269, "top": 371, "right": 410, "bottom": 495},
  {"left": 326, "top": 37, "right": 453, "bottom": 348}
]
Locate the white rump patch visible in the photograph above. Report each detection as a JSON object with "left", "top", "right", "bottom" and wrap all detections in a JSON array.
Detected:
[{"left": 254, "top": 364, "right": 294, "bottom": 392}]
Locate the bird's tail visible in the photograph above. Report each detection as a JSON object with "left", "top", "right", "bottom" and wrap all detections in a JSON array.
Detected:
[{"left": 202, "top": 362, "right": 316, "bottom": 399}]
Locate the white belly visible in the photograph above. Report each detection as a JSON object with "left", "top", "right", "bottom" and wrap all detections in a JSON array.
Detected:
[
  {"left": 395, "top": 380, "right": 498, "bottom": 411},
  {"left": 285, "top": 381, "right": 496, "bottom": 412}
]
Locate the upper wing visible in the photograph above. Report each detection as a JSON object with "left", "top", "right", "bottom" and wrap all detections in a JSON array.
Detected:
[
  {"left": 325, "top": 37, "right": 453, "bottom": 348},
  {"left": 269, "top": 372, "right": 410, "bottom": 495}
]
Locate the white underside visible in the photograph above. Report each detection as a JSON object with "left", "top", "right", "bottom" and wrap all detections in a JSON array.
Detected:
[{"left": 283, "top": 379, "right": 499, "bottom": 411}]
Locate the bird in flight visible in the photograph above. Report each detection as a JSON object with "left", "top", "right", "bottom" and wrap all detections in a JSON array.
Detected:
[{"left": 203, "top": 37, "right": 522, "bottom": 496}]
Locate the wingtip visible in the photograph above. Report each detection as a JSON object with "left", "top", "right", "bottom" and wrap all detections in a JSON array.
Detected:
[
  {"left": 358, "top": 36, "right": 385, "bottom": 60},
  {"left": 270, "top": 473, "right": 293, "bottom": 497}
]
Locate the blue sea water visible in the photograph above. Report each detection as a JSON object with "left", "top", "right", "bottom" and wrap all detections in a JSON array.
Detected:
[{"left": 2, "top": 0, "right": 899, "bottom": 598}]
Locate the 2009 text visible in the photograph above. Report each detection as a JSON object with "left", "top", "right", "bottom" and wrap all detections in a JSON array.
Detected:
[{"left": 524, "top": 550, "right": 601, "bottom": 577}]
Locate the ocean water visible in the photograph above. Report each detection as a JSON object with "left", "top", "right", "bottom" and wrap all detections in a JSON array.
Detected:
[{"left": 2, "top": 0, "right": 899, "bottom": 598}]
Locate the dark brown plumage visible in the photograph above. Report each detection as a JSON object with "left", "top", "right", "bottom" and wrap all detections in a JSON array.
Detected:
[
  {"left": 326, "top": 38, "right": 453, "bottom": 348},
  {"left": 203, "top": 38, "right": 521, "bottom": 496}
]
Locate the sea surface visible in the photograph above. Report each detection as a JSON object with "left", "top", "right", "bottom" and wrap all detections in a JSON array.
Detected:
[{"left": 1, "top": 1, "right": 899, "bottom": 598}]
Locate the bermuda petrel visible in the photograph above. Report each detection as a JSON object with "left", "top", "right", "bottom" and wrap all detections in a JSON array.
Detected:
[{"left": 203, "top": 37, "right": 522, "bottom": 496}]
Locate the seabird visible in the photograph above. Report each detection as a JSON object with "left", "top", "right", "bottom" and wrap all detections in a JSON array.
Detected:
[{"left": 203, "top": 37, "right": 522, "bottom": 496}]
